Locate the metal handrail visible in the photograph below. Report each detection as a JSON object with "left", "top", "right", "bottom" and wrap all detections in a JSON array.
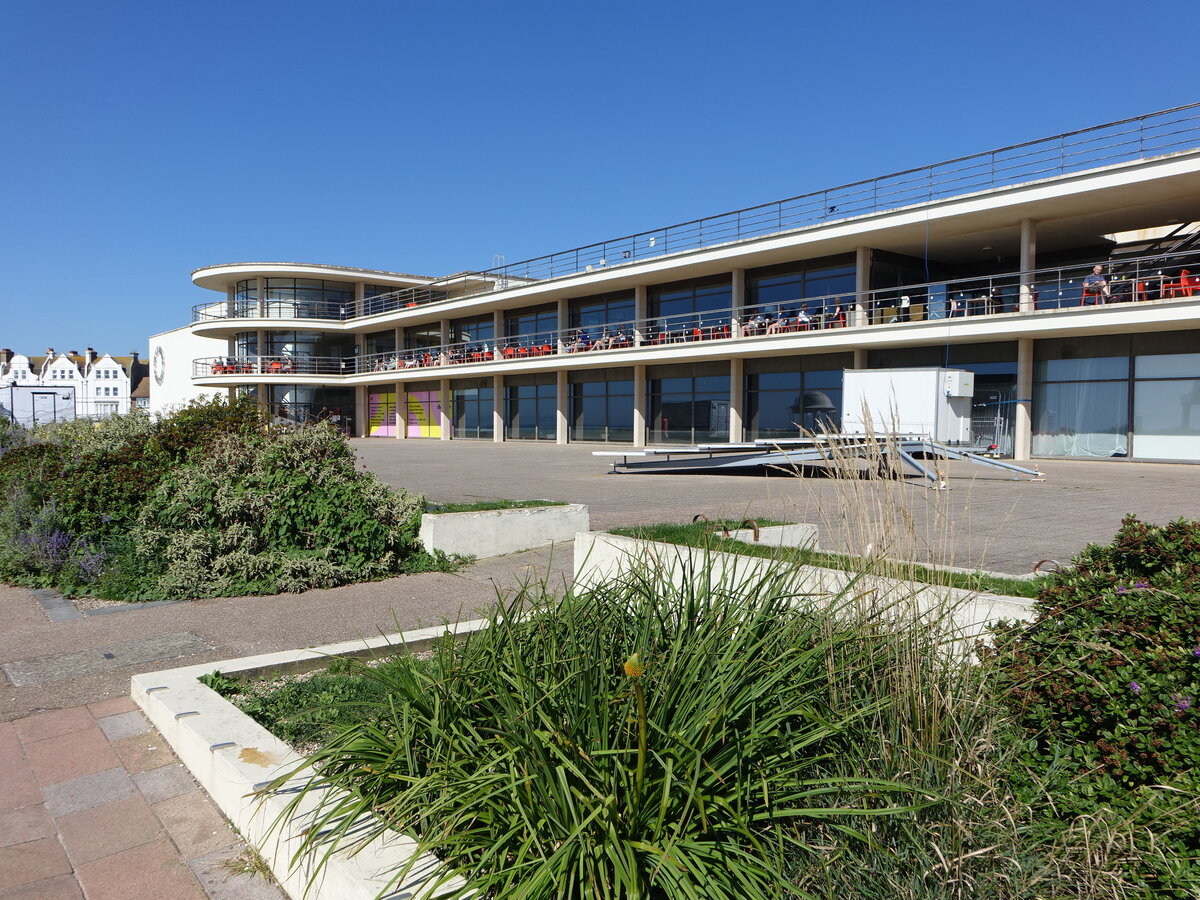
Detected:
[
  {"left": 191, "top": 105, "right": 1200, "bottom": 325},
  {"left": 193, "top": 247, "right": 1200, "bottom": 378}
]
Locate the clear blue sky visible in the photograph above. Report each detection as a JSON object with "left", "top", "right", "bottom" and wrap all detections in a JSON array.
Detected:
[{"left": 1, "top": 0, "right": 1195, "bottom": 355}]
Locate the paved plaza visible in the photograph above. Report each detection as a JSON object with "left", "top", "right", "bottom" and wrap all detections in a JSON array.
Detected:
[
  {"left": 354, "top": 438, "right": 1200, "bottom": 576},
  {"left": 1, "top": 438, "right": 1196, "bottom": 897}
]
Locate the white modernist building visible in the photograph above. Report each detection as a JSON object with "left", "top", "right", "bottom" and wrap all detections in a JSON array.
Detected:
[
  {"left": 167, "top": 104, "right": 1200, "bottom": 462},
  {"left": 0, "top": 348, "right": 147, "bottom": 423}
]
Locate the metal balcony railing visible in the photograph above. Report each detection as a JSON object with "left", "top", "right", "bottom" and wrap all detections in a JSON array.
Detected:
[
  {"left": 191, "top": 104, "right": 1200, "bottom": 325},
  {"left": 193, "top": 249, "right": 1200, "bottom": 379},
  {"left": 192, "top": 355, "right": 351, "bottom": 378}
]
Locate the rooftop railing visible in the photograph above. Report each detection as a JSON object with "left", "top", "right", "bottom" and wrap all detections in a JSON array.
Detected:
[
  {"left": 192, "top": 105, "right": 1200, "bottom": 325},
  {"left": 193, "top": 250, "right": 1200, "bottom": 380}
]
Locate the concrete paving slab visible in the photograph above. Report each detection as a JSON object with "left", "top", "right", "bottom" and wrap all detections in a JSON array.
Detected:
[
  {"left": 96, "top": 710, "right": 151, "bottom": 742},
  {"left": 130, "top": 763, "right": 196, "bottom": 805},
  {"left": 0, "top": 872, "right": 83, "bottom": 899},
  {"left": 4, "top": 633, "right": 213, "bottom": 687},
  {"left": 187, "top": 846, "right": 284, "bottom": 900},
  {"left": 41, "top": 768, "right": 135, "bottom": 819},
  {"left": 73, "top": 838, "right": 208, "bottom": 900},
  {"left": 56, "top": 795, "right": 162, "bottom": 866}
]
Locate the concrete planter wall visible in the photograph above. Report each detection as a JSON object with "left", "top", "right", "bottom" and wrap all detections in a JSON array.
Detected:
[
  {"left": 420, "top": 503, "right": 589, "bottom": 558},
  {"left": 132, "top": 622, "right": 489, "bottom": 900},
  {"left": 574, "top": 531, "right": 1033, "bottom": 640}
]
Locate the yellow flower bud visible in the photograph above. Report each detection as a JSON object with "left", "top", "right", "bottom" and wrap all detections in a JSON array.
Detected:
[{"left": 623, "top": 653, "right": 645, "bottom": 679}]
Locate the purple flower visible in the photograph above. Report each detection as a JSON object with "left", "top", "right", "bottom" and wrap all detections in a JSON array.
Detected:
[
  {"left": 1129, "top": 681, "right": 1142, "bottom": 696},
  {"left": 1116, "top": 585, "right": 1129, "bottom": 594},
  {"left": 1173, "top": 694, "right": 1193, "bottom": 713},
  {"left": 1134, "top": 581, "right": 1149, "bottom": 589},
  {"left": 1193, "top": 647, "right": 1200, "bottom": 659}
]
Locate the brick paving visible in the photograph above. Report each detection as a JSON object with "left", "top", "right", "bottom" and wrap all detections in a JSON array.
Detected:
[
  {"left": 2, "top": 438, "right": 1197, "bottom": 896},
  {"left": 0, "top": 700, "right": 282, "bottom": 900}
]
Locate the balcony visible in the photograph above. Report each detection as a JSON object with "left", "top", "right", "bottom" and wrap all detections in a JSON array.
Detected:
[{"left": 193, "top": 252, "right": 1200, "bottom": 382}]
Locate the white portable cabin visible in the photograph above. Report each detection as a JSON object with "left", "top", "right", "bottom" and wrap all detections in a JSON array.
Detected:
[{"left": 841, "top": 367, "right": 975, "bottom": 444}]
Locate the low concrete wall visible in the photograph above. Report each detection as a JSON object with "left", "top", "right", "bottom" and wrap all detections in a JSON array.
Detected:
[
  {"left": 574, "top": 531, "right": 1033, "bottom": 641},
  {"left": 420, "top": 503, "right": 589, "bottom": 558},
  {"left": 717, "top": 523, "right": 818, "bottom": 549},
  {"left": 132, "top": 621, "right": 489, "bottom": 900}
]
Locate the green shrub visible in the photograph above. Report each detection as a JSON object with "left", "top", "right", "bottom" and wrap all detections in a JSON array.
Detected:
[
  {"left": 985, "top": 515, "right": 1200, "bottom": 897},
  {"left": 127, "top": 423, "right": 424, "bottom": 599}
]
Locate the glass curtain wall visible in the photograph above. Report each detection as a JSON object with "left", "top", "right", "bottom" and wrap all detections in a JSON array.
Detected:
[
  {"left": 648, "top": 276, "right": 731, "bottom": 337},
  {"left": 267, "top": 385, "right": 355, "bottom": 433},
  {"left": 1133, "top": 353, "right": 1200, "bottom": 461},
  {"left": 505, "top": 374, "right": 556, "bottom": 440},
  {"left": 450, "top": 315, "right": 495, "bottom": 349},
  {"left": 263, "top": 279, "right": 354, "bottom": 319},
  {"left": 747, "top": 257, "right": 855, "bottom": 322},
  {"left": 744, "top": 354, "right": 852, "bottom": 440},
  {"left": 265, "top": 331, "right": 354, "bottom": 373},
  {"left": 452, "top": 378, "right": 494, "bottom": 440},
  {"left": 647, "top": 363, "right": 729, "bottom": 444},
  {"left": 234, "top": 280, "right": 258, "bottom": 317},
  {"left": 569, "top": 292, "right": 635, "bottom": 331},
  {"left": 569, "top": 369, "right": 634, "bottom": 442}
]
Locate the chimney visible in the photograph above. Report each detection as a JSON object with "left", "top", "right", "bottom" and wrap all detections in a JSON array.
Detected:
[
  {"left": 46, "top": 348, "right": 54, "bottom": 358},
  {"left": 1, "top": 349, "right": 10, "bottom": 364},
  {"left": 69, "top": 350, "right": 79, "bottom": 357},
  {"left": 85, "top": 347, "right": 95, "bottom": 367}
]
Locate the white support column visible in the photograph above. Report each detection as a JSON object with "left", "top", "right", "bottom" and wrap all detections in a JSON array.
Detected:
[
  {"left": 556, "top": 369, "right": 568, "bottom": 445},
  {"left": 439, "top": 318, "right": 450, "bottom": 347},
  {"left": 493, "top": 310, "right": 505, "bottom": 354},
  {"left": 853, "top": 348, "right": 868, "bottom": 370},
  {"left": 633, "top": 285, "right": 647, "bottom": 345},
  {"left": 1014, "top": 338, "right": 1033, "bottom": 460},
  {"left": 400, "top": 381, "right": 410, "bottom": 441},
  {"left": 256, "top": 330, "right": 265, "bottom": 373},
  {"left": 1019, "top": 218, "right": 1037, "bottom": 313},
  {"left": 355, "top": 385, "right": 367, "bottom": 438},
  {"left": 354, "top": 281, "right": 365, "bottom": 318},
  {"left": 730, "top": 268, "right": 745, "bottom": 339},
  {"left": 728, "top": 357, "right": 744, "bottom": 443},
  {"left": 632, "top": 364, "right": 647, "bottom": 447},
  {"left": 854, "top": 247, "right": 871, "bottom": 327},
  {"left": 256, "top": 277, "right": 265, "bottom": 318},
  {"left": 439, "top": 378, "right": 451, "bottom": 440},
  {"left": 492, "top": 374, "right": 504, "bottom": 442},
  {"left": 226, "top": 285, "right": 235, "bottom": 319}
]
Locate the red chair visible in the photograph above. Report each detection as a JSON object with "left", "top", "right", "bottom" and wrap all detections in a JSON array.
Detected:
[{"left": 1164, "top": 269, "right": 1198, "bottom": 298}]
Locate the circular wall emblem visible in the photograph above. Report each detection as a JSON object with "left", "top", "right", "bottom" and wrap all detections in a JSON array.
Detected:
[{"left": 153, "top": 346, "right": 166, "bottom": 385}]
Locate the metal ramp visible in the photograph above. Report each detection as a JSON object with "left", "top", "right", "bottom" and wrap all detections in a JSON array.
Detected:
[{"left": 594, "top": 436, "right": 1044, "bottom": 489}]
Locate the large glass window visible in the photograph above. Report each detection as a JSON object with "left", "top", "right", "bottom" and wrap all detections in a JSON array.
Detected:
[
  {"left": 450, "top": 315, "right": 495, "bottom": 347},
  {"left": 1132, "top": 352, "right": 1200, "bottom": 461},
  {"left": 263, "top": 278, "right": 354, "bottom": 319},
  {"left": 234, "top": 280, "right": 258, "bottom": 316},
  {"left": 452, "top": 379, "right": 494, "bottom": 440},
  {"left": 505, "top": 374, "right": 556, "bottom": 440},
  {"left": 649, "top": 276, "right": 731, "bottom": 322},
  {"left": 648, "top": 363, "right": 729, "bottom": 444},
  {"left": 744, "top": 356, "right": 850, "bottom": 440},
  {"left": 505, "top": 306, "right": 558, "bottom": 342},
  {"left": 267, "top": 385, "right": 355, "bottom": 433},
  {"left": 364, "top": 330, "right": 396, "bottom": 356},
  {"left": 569, "top": 369, "right": 634, "bottom": 442},
  {"left": 569, "top": 291, "right": 635, "bottom": 330},
  {"left": 1033, "top": 343, "right": 1130, "bottom": 458}
]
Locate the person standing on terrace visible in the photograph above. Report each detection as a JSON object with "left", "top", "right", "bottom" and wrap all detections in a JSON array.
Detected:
[{"left": 1082, "top": 264, "right": 1110, "bottom": 304}]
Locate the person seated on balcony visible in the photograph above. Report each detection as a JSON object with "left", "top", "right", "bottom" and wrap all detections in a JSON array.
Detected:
[
  {"left": 1082, "top": 264, "right": 1110, "bottom": 304},
  {"left": 590, "top": 331, "right": 614, "bottom": 351},
  {"left": 745, "top": 313, "right": 766, "bottom": 335},
  {"left": 567, "top": 330, "right": 589, "bottom": 353},
  {"left": 610, "top": 329, "right": 630, "bottom": 348},
  {"left": 794, "top": 307, "right": 812, "bottom": 330},
  {"left": 896, "top": 295, "right": 912, "bottom": 323},
  {"left": 766, "top": 312, "right": 788, "bottom": 334}
]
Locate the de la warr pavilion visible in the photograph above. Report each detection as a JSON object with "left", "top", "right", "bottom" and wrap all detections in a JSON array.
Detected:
[{"left": 151, "top": 104, "right": 1200, "bottom": 463}]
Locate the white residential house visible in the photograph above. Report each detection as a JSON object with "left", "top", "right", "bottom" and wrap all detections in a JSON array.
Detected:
[{"left": 0, "top": 348, "right": 148, "bottom": 421}]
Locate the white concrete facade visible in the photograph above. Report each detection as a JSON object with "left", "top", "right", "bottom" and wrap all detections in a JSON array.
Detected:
[{"left": 168, "top": 106, "right": 1200, "bottom": 461}]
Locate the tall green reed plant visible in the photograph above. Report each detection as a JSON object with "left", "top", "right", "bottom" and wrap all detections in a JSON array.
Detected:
[{"left": 266, "top": 553, "right": 923, "bottom": 899}]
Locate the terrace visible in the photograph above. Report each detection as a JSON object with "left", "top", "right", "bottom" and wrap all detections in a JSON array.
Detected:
[{"left": 192, "top": 248, "right": 1200, "bottom": 380}]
